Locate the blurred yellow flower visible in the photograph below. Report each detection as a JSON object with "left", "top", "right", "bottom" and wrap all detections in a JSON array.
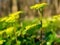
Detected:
[
  {"left": 0, "top": 31, "right": 4, "bottom": 35},
  {"left": 9, "top": 11, "right": 23, "bottom": 17},
  {"left": 0, "top": 40, "right": 3, "bottom": 44},
  {"left": 4, "top": 27, "right": 14, "bottom": 34},
  {"left": 52, "top": 15, "right": 60, "bottom": 19},
  {"left": 25, "top": 24, "right": 37, "bottom": 30},
  {"left": 42, "top": 19, "right": 49, "bottom": 27},
  {"left": 30, "top": 3, "right": 47, "bottom": 9},
  {"left": 0, "top": 40, "right": 6, "bottom": 44},
  {"left": 0, "top": 17, "right": 8, "bottom": 21}
]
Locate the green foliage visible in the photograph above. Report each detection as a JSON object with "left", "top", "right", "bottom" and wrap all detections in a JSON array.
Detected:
[{"left": 0, "top": 3, "right": 60, "bottom": 45}]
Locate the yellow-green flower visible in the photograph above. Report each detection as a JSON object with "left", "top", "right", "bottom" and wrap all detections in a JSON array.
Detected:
[
  {"left": 25, "top": 24, "right": 37, "bottom": 30},
  {"left": 5, "top": 16, "right": 16, "bottom": 22},
  {"left": 52, "top": 15, "right": 60, "bottom": 19},
  {"left": 0, "top": 40, "right": 6, "bottom": 44},
  {"left": 0, "top": 17, "right": 8, "bottom": 21},
  {"left": 4, "top": 27, "right": 14, "bottom": 35},
  {"left": 5, "top": 11, "right": 23, "bottom": 22},
  {"left": 42, "top": 19, "right": 49, "bottom": 27},
  {"left": 30, "top": 3, "right": 47, "bottom": 9},
  {"left": 9, "top": 11, "right": 23, "bottom": 17},
  {"left": 0, "top": 31, "right": 4, "bottom": 35}
]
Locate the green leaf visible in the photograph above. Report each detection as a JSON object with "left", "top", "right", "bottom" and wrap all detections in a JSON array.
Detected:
[
  {"left": 5, "top": 40, "right": 11, "bottom": 45},
  {"left": 17, "top": 40, "right": 21, "bottom": 45}
]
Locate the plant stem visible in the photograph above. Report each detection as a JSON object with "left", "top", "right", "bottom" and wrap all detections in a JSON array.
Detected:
[
  {"left": 14, "top": 27, "right": 17, "bottom": 45},
  {"left": 33, "top": 39, "right": 35, "bottom": 45},
  {"left": 38, "top": 10, "right": 43, "bottom": 45}
]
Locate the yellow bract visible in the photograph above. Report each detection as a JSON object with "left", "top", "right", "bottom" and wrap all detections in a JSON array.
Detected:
[
  {"left": 0, "top": 17, "right": 8, "bottom": 21},
  {"left": 5, "top": 16, "right": 15, "bottom": 22},
  {"left": 25, "top": 24, "right": 37, "bottom": 30},
  {"left": 42, "top": 19, "right": 50, "bottom": 27},
  {"left": 5, "top": 27, "right": 14, "bottom": 34},
  {"left": 52, "top": 14, "right": 60, "bottom": 19},
  {"left": 30, "top": 3, "right": 47, "bottom": 9},
  {"left": 52, "top": 14, "right": 60, "bottom": 21},
  {"left": 0, "top": 27, "right": 14, "bottom": 35},
  {"left": 0, "top": 31, "right": 4, "bottom": 35},
  {"left": 0, "top": 40, "right": 6, "bottom": 44},
  {"left": 9, "top": 11, "right": 23, "bottom": 17},
  {"left": 42, "top": 14, "right": 60, "bottom": 28},
  {"left": 0, "top": 11, "right": 23, "bottom": 22},
  {"left": 6, "top": 11, "right": 23, "bottom": 22}
]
